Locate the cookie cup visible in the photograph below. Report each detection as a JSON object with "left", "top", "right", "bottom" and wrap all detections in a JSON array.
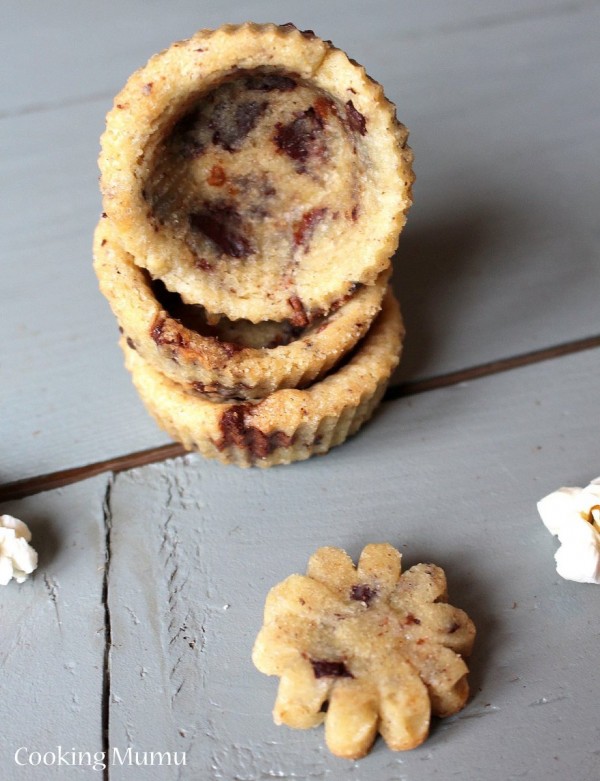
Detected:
[
  {"left": 94, "top": 219, "right": 389, "bottom": 400},
  {"left": 120, "top": 290, "right": 404, "bottom": 467},
  {"left": 99, "top": 22, "right": 413, "bottom": 322}
]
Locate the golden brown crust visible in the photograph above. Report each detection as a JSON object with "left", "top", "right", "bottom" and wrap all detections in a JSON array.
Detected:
[
  {"left": 93, "top": 218, "right": 389, "bottom": 400},
  {"left": 120, "top": 290, "right": 404, "bottom": 467},
  {"left": 99, "top": 23, "right": 413, "bottom": 322},
  {"left": 253, "top": 544, "right": 476, "bottom": 759}
]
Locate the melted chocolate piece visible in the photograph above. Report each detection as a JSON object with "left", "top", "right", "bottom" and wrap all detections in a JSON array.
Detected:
[
  {"left": 217, "top": 404, "right": 293, "bottom": 458},
  {"left": 274, "top": 106, "right": 325, "bottom": 167},
  {"left": 245, "top": 73, "right": 297, "bottom": 92},
  {"left": 172, "top": 109, "right": 206, "bottom": 159},
  {"left": 287, "top": 295, "right": 310, "bottom": 328},
  {"left": 293, "top": 207, "right": 328, "bottom": 250},
  {"left": 404, "top": 613, "right": 421, "bottom": 626},
  {"left": 189, "top": 203, "right": 253, "bottom": 258},
  {"left": 310, "top": 660, "right": 353, "bottom": 679},
  {"left": 191, "top": 381, "right": 249, "bottom": 400},
  {"left": 350, "top": 584, "right": 378, "bottom": 605},
  {"left": 211, "top": 100, "right": 268, "bottom": 152},
  {"left": 313, "top": 96, "right": 337, "bottom": 121},
  {"left": 150, "top": 313, "right": 189, "bottom": 348},
  {"left": 207, "top": 165, "right": 226, "bottom": 187},
  {"left": 345, "top": 100, "right": 367, "bottom": 135}
]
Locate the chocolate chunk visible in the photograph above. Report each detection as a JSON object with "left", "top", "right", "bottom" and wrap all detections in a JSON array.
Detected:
[
  {"left": 189, "top": 203, "right": 253, "bottom": 258},
  {"left": 217, "top": 404, "right": 293, "bottom": 458},
  {"left": 211, "top": 100, "right": 268, "bottom": 152},
  {"left": 172, "top": 109, "right": 205, "bottom": 159},
  {"left": 350, "top": 584, "right": 378, "bottom": 605},
  {"left": 191, "top": 381, "right": 248, "bottom": 400},
  {"left": 404, "top": 613, "right": 421, "bottom": 626},
  {"left": 310, "top": 660, "right": 353, "bottom": 679},
  {"left": 245, "top": 73, "right": 297, "bottom": 92},
  {"left": 313, "top": 96, "right": 337, "bottom": 121},
  {"left": 207, "top": 165, "right": 227, "bottom": 187},
  {"left": 274, "top": 107, "right": 326, "bottom": 167},
  {"left": 126, "top": 337, "right": 137, "bottom": 351},
  {"left": 287, "top": 295, "right": 310, "bottom": 329},
  {"left": 150, "top": 313, "right": 190, "bottom": 348},
  {"left": 345, "top": 100, "right": 367, "bottom": 135},
  {"left": 293, "top": 207, "right": 327, "bottom": 251}
]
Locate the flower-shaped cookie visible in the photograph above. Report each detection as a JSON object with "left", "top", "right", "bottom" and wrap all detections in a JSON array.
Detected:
[
  {"left": 252, "top": 543, "right": 476, "bottom": 759},
  {"left": 537, "top": 477, "right": 600, "bottom": 584}
]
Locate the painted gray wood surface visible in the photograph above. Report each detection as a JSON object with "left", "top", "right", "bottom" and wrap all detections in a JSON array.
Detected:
[
  {"left": 1, "top": 348, "right": 598, "bottom": 778},
  {"left": 100, "top": 346, "right": 597, "bottom": 780},
  {"left": 0, "top": 475, "right": 109, "bottom": 779},
  {"left": 1, "top": 5, "right": 600, "bottom": 776},
  {"left": 2, "top": 0, "right": 600, "bottom": 481}
]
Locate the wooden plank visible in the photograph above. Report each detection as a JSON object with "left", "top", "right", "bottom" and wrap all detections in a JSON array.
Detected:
[
  {"left": 0, "top": 475, "right": 109, "bottom": 777},
  {"left": 105, "top": 346, "right": 600, "bottom": 780},
  {"left": 3, "top": 1, "right": 600, "bottom": 482}
]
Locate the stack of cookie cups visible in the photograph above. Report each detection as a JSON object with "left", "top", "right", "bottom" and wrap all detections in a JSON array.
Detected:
[{"left": 95, "top": 23, "right": 414, "bottom": 467}]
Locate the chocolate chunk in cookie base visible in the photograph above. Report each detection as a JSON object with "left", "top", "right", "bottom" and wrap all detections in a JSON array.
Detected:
[
  {"left": 216, "top": 404, "right": 293, "bottom": 459},
  {"left": 189, "top": 202, "right": 254, "bottom": 258},
  {"left": 274, "top": 106, "right": 326, "bottom": 171},
  {"left": 310, "top": 659, "right": 354, "bottom": 679},
  {"left": 210, "top": 99, "right": 269, "bottom": 152}
]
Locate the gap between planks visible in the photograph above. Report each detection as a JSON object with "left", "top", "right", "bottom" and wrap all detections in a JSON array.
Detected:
[{"left": 2, "top": 333, "right": 599, "bottom": 503}]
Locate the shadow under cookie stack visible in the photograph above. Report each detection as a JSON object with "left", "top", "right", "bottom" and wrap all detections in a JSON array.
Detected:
[{"left": 94, "top": 23, "right": 414, "bottom": 467}]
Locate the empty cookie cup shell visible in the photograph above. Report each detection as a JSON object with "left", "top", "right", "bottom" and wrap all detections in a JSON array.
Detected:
[
  {"left": 93, "top": 219, "right": 389, "bottom": 401},
  {"left": 99, "top": 22, "right": 413, "bottom": 322},
  {"left": 120, "top": 290, "right": 404, "bottom": 467}
]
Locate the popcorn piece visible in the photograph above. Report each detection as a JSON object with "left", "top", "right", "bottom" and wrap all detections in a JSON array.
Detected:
[
  {"left": 537, "top": 477, "right": 600, "bottom": 584},
  {"left": 0, "top": 515, "right": 38, "bottom": 585},
  {"left": 252, "top": 543, "right": 476, "bottom": 759}
]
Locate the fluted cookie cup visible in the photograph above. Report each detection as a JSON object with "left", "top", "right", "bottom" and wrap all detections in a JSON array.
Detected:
[
  {"left": 93, "top": 219, "right": 389, "bottom": 401},
  {"left": 120, "top": 290, "right": 404, "bottom": 467},
  {"left": 99, "top": 22, "right": 413, "bottom": 323}
]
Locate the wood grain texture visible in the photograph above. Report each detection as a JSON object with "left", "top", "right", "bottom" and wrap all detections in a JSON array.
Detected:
[
  {"left": 2, "top": 333, "right": 599, "bottom": 504},
  {"left": 3, "top": 1, "right": 600, "bottom": 484},
  {"left": 103, "top": 347, "right": 600, "bottom": 780},
  {"left": 2, "top": 2, "right": 600, "bottom": 477},
  {"left": 0, "top": 475, "right": 109, "bottom": 778}
]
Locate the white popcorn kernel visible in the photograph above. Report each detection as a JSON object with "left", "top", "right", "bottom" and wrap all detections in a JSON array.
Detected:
[
  {"left": 0, "top": 515, "right": 38, "bottom": 585},
  {"left": 537, "top": 478, "right": 600, "bottom": 584}
]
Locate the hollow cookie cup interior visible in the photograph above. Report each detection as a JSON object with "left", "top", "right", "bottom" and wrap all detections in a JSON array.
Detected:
[{"left": 99, "top": 22, "right": 414, "bottom": 323}]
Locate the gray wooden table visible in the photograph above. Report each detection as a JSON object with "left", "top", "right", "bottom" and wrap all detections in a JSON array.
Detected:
[{"left": 1, "top": 2, "right": 599, "bottom": 779}]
